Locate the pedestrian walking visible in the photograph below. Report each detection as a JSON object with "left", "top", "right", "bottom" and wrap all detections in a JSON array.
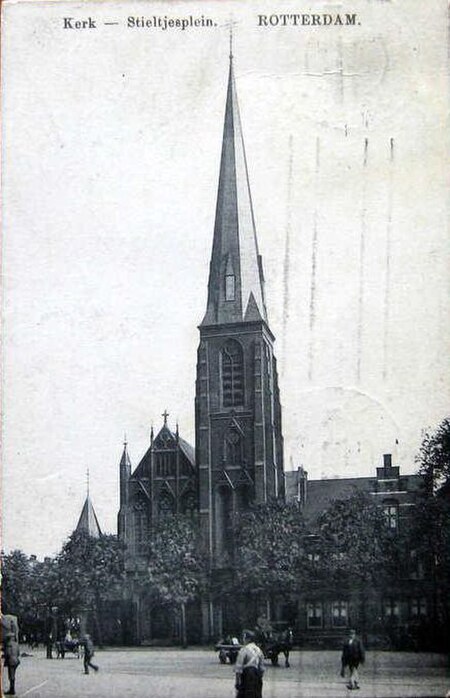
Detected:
[
  {"left": 45, "top": 632, "right": 53, "bottom": 659},
  {"left": 234, "top": 631, "right": 265, "bottom": 698},
  {"left": 341, "top": 628, "right": 365, "bottom": 690},
  {"left": 81, "top": 633, "right": 99, "bottom": 675},
  {"left": 2, "top": 615, "right": 21, "bottom": 696}
]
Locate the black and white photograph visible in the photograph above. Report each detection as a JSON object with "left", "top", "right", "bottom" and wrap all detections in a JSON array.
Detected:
[{"left": 2, "top": 1, "right": 449, "bottom": 696}]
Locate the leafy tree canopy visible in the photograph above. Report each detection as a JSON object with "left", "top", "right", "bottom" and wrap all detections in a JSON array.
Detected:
[
  {"left": 417, "top": 417, "right": 450, "bottom": 491},
  {"left": 316, "top": 490, "right": 400, "bottom": 585},
  {"left": 54, "top": 531, "right": 124, "bottom": 613},
  {"left": 233, "top": 500, "right": 307, "bottom": 597},
  {"left": 146, "top": 515, "right": 207, "bottom": 606}
]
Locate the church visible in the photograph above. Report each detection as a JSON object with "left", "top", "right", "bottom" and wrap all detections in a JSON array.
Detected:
[
  {"left": 115, "top": 48, "right": 285, "bottom": 644},
  {"left": 80, "top": 50, "right": 427, "bottom": 648}
]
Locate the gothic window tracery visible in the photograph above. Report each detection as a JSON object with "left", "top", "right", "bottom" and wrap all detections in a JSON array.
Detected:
[
  {"left": 156, "top": 451, "right": 174, "bottom": 478},
  {"left": 221, "top": 340, "right": 244, "bottom": 407},
  {"left": 224, "top": 427, "right": 243, "bottom": 465}
]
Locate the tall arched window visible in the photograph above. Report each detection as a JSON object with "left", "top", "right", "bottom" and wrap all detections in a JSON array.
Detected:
[
  {"left": 224, "top": 428, "right": 243, "bottom": 465},
  {"left": 221, "top": 340, "right": 244, "bottom": 407}
]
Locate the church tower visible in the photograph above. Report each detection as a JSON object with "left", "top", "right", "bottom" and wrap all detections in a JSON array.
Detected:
[{"left": 196, "top": 51, "right": 285, "bottom": 568}]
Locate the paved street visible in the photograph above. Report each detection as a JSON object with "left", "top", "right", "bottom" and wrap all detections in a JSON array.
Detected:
[{"left": 7, "top": 648, "right": 450, "bottom": 698}]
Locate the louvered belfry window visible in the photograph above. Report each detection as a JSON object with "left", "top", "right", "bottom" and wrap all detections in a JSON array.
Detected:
[{"left": 221, "top": 340, "right": 244, "bottom": 407}]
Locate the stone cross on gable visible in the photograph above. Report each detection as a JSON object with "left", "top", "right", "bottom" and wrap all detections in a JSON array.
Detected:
[{"left": 161, "top": 410, "right": 169, "bottom": 427}]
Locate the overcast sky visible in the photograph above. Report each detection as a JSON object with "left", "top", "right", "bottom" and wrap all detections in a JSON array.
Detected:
[{"left": 3, "top": 0, "right": 449, "bottom": 557}]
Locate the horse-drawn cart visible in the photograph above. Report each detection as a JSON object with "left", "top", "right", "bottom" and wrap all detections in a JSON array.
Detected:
[
  {"left": 215, "top": 637, "right": 241, "bottom": 664},
  {"left": 215, "top": 624, "right": 293, "bottom": 667}
]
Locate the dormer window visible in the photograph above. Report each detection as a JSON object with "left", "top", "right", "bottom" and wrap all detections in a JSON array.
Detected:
[{"left": 225, "top": 274, "right": 235, "bottom": 301}]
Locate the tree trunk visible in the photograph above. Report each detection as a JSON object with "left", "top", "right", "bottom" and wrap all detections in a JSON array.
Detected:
[{"left": 180, "top": 602, "right": 187, "bottom": 648}]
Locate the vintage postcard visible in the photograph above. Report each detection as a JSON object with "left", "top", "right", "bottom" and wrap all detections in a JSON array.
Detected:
[{"left": 2, "top": 0, "right": 449, "bottom": 696}]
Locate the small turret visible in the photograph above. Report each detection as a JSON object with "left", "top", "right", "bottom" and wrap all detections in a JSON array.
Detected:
[{"left": 119, "top": 436, "right": 132, "bottom": 508}]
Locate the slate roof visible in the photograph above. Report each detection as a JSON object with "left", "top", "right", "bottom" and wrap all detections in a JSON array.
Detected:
[
  {"left": 75, "top": 496, "right": 102, "bottom": 538},
  {"left": 201, "top": 56, "right": 267, "bottom": 327},
  {"left": 285, "top": 468, "right": 423, "bottom": 522}
]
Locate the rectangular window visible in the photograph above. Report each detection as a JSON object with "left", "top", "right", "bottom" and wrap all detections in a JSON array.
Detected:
[
  {"left": 225, "top": 274, "right": 235, "bottom": 301},
  {"left": 410, "top": 598, "right": 427, "bottom": 617},
  {"left": 332, "top": 601, "right": 348, "bottom": 627},
  {"left": 383, "top": 504, "right": 398, "bottom": 530},
  {"left": 383, "top": 598, "right": 400, "bottom": 618},
  {"left": 307, "top": 602, "right": 323, "bottom": 628},
  {"left": 307, "top": 552, "right": 320, "bottom": 563}
]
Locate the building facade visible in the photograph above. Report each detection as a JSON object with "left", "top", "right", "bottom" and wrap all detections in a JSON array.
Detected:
[
  {"left": 285, "top": 455, "right": 430, "bottom": 649},
  {"left": 104, "top": 55, "right": 432, "bottom": 648}
]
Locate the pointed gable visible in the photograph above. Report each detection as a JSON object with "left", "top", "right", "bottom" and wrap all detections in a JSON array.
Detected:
[
  {"left": 75, "top": 496, "right": 102, "bottom": 538},
  {"left": 201, "top": 57, "right": 267, "bottom": 327}
]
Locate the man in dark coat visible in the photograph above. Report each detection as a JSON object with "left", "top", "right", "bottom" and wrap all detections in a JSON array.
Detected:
[
  {"left": 81, "top": 634, "right": 99, "bottom": 675},
  {"left": 341, "top": 628, "right": 365, "bottom": 690},
  {"left": 2, "top": 615, "right": 21, "bottom": 696},
  {"left": 234, "top": 632, "right": 265, "bottom": 698}
]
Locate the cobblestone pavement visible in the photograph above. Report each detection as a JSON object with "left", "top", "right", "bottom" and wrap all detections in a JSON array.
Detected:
[{"left": 5, "top": 648, "right": 450, "bottom": 698}]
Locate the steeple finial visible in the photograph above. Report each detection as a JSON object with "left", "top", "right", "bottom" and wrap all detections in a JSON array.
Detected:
[
  {"left": 123, "top": 432, "right": 127, "bottom": 447},
  {"left": 229, "top": 19, "right": 234, "bottom": 61},
  {"left": 200, "top": 33, "right": 268, "bottom": 328},
  {"left": 162, "top": 409, "right": 169, "bottom": 427},
  {"left": 86, "top": 467, "right": 90, "bottom": 498}
]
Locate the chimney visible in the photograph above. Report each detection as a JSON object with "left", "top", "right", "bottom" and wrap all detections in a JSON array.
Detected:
[
  {"left": 383, "top": 453, "right": 392, "bottom": 469},
  {"left": 297, "top": 466, "right": 308, "bottom": 507}
]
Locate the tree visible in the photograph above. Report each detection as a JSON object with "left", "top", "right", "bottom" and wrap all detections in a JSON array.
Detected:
[
  {"left": 145, "top": 515, "right": 207, "bottom": 647},
  {"left": 1, "top": 550, "right": 34, "bottom": 618},
  {"left": 233, "top": 501, "right": 307, "bottom": 619},
  {"left": 1, "top": 551, "right": 60, "bottom": 638},
  {"left": 317, "top": 490, "right": 399, "bottom": 581},
  {"left": 316, "top": 490, "right": 403, "bottom": 634},
  {"left": 54, "top": 531, "right": 124, "bottom": 644},
  {"left": 417, "top": 417, "right": 450, "bottom": 492},
  {"left": 412, "top": 418, "right": 450, "bottom": 649}
]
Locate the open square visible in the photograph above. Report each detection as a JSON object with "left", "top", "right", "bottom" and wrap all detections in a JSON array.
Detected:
[{"left": 9, "top": 649, "right": 450, "bottom": 698}]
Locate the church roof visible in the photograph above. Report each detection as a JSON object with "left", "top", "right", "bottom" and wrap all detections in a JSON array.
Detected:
[
  {"left": 75, "top": 496, "right": 102, "bottom": 538},
  {"left": 178, "top": 435, "right": 195, "bottom": 464},
  {"left": 201, "top": 56, "right": 267, "bottom": 327},
  {"left": 130, "top": 422, "right": 195, "bottom": 480}
]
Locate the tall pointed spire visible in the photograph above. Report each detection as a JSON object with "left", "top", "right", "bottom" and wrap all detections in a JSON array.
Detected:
[
  {"left": 120, "top": 436, "right": 131, "bottom": 469},
  {"left": 201, "top": 53, "right": 267, "bottom": 327},
  {"left": 75, "top": 496, "right": 102, "bottom": 538}
]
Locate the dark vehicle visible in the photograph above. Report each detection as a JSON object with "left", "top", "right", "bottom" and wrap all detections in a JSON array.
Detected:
[
  {"left": 215, "top": 635, "right": 241, "bottom": 664},
  {"left": 216, "top": 624, "right": 293, "bottom": 667},
  {"left": 251, "top": 623, "right": 293, "bottom": 667},
  {"left": 55, "top": 638, "right": 81, "bottom": 659}
]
